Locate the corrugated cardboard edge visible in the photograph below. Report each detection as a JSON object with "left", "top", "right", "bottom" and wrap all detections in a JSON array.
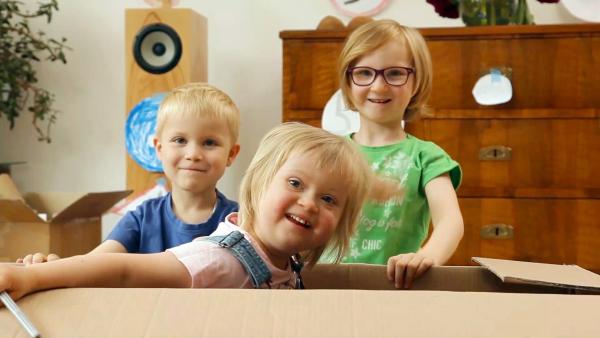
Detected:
[
  {"left": 304, "top": 264, "right": 506, "bottom": 291},
  {"left": 473, "top": 257, "right": 600, "bottom": 292},
  {"left": 304, "top": 263, "right": 569, "bottom": 293}
]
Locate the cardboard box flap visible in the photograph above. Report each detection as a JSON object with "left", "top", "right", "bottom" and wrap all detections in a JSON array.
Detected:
[
  {"left": 0, "top": 199, "right": 41, "bottom": 222},
  {"left": 473, "top": 257, "right": 600, "bottom": 292},
  {"left": 51, "top": 190, "right": 131, "bottom": 222},
  {"left": 305, "top": 264, "right": 493, "bottom": 291},
  {"left": 305, "top": 263, "right": 569, "bottom": 293},
  {"left": 0, "top": 174, "right": 23, "bottom": 200},
  {"left": 24, "top": 192, "right": 82, "bottom": 217}
]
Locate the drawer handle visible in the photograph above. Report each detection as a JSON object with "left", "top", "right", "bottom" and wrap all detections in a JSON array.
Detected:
[
  {"left": 479, "top": 145, "right": 512, "bottom": 161},
  {"left": 480, "top": 224, "right": 514, "bottom": 239}
]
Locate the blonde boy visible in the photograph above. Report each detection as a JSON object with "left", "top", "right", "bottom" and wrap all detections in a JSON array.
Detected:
[{"left": 19, "top": 83, "right": 240, "bottom": 263}]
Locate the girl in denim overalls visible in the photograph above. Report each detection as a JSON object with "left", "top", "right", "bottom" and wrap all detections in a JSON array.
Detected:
[{"left": 0, "top": 122, "right": 371, "bottom": 297}]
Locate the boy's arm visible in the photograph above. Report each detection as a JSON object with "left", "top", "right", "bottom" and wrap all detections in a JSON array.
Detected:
[
  {"left": 104, "top": 210, "right": 142, "bottom": 253},
  {"left": 2, "top": 252, "right": 191, "bottom": 301},
  {"left": 418, "top": 174, "right": 464, "bottom": 264},
  {"left": 18, "top": 211, "right": 136, "bottom": 265},
  {"left": 88, "top": 240, "right": 127, "bottom": 254}
]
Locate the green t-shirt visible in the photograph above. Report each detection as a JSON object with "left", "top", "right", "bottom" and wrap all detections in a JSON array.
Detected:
[{"left": 342, "top": 133, "right": 462, "bottom": 264}]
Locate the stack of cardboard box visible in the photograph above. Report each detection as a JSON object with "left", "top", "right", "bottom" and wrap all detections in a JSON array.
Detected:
[{"left": 0, "top": 174, "right": 130, "bottom": 262}]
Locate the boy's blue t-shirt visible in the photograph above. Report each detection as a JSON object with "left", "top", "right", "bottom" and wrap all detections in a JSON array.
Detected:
[{"left": 106, "top": 190, "right": 238, "bottom": 253}]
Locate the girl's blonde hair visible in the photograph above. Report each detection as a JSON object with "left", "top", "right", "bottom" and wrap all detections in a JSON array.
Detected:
[
  {"left": 238, "top": 122, "right": 371, "bottom": 266},
  {"left": 156, "top": 83, "right": 240, "bottom": 144},
  {"left": 338, "top": 20, "right": 433, "bottom": 121}
]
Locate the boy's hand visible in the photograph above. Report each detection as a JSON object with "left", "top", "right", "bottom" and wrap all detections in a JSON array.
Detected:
[
  {"left": 0, "top": 265, "right": 34, "bottom": 302},
  {"left": 17, "top": 253, "right": 61, "bottom": 265},
  {"left": 387, "top": 253, "right": 434, "bottom": 289}
]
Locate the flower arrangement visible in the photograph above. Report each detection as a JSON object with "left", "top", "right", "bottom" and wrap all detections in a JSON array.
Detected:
[
  {"left": 427, "top": 0, "right": 560, "bottom": 25},
  {"left": 426, "top": 0, "right": 460, "bottom": 18}
]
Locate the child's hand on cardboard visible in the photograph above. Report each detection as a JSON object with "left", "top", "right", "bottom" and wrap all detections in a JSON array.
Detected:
[
  {"left": 0, "top": 265, "right": 34, "bottom": 302},
  {"left": 16, "top": 252, "right": 60, "bottom": 265},
  {"left": 387, "top": 253, "right": 434, "bottom": 289}
]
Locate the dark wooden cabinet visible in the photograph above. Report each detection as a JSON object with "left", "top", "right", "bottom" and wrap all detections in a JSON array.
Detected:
[{"left": 280, "top": 24, "right": 600, "bottom": 272}]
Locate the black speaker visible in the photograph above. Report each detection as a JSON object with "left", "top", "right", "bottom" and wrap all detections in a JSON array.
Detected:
[
  {"left": 133, "top": 23, "right": 182, "bottom": 74},
  {"left": 126, "top": 8, "right": 206, "bottom": 194}
]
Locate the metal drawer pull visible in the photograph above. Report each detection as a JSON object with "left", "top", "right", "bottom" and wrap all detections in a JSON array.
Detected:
[
  {"left": 479, "top": 145, "right": 512, "bottom": 161},
  {"left": 480, "top": 223, "right": 514, "bottom": 239}
]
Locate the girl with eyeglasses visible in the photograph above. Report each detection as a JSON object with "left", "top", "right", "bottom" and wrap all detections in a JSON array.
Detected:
[{"left": 335, "top": 20, "right": 464, "bottom": 289}]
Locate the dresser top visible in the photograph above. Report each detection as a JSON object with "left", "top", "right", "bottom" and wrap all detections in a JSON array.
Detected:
[{"left": 280, "top": 23, "right": 600, "bottom": 41}]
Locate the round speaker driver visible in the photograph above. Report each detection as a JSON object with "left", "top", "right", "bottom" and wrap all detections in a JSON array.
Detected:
[{"left": 133, "top": 23, "right": 182, "bottom": 74}]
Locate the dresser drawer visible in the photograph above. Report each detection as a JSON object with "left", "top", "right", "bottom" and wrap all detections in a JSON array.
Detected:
[
  {"left": 409, "top": 118, "right": 600, "bottom": 195},
  {"left": 282, "top": 27, "right": 600, "bottom": 116},
  {"left": 427, "top": 33, "right": 600, "bottom": 110},
  {"left": 449, "top": 198, "right": 600, "bottom": 272}
]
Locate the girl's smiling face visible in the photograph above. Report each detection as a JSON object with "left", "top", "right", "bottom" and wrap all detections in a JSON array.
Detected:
[
  {"left": 252, "top": 152, "right": 348, "bottom": 269},
  {"left": 350, "top": 39, "right": 415, "bottom": 127}
]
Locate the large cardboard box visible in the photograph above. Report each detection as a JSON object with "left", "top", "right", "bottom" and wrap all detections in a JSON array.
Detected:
[
  {"left": 1, "top": 258, "right": 599, "bottom": 337},
  {"left": 0, "top": 174, "right": 130, "bottom": 262}
]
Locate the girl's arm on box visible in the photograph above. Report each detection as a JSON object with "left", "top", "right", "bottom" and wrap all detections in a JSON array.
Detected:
[
  {"left": 418, "top": 174, "right": 464, "bottom": 265},
  {"left": 1, "top": 252, "right": 191, "bottom": 301},
  {"left": 387, "top": 174, "right": 464, "bottom": 289},
  {"left": 16, "top": 240, "right": 127, "bottom": 266}
]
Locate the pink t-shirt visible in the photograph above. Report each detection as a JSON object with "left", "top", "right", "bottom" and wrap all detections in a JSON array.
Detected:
[{"left": 167, "top": 213, "right": 295, "bottom": 289}]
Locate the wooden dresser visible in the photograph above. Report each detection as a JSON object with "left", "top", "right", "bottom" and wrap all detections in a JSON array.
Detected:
[{"left": 280, "top": 24, "right": 600, "bottom": 272}]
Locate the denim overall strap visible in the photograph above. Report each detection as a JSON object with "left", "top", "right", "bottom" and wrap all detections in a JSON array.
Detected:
[
  {"left": 290, "top": 254, "right": 305, "bottom": 289},
  {"left": 202, "top": 231, "right": 272, "bottom": 288}
]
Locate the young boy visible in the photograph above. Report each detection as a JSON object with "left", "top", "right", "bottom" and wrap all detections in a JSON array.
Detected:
[{"left": 19, "top": 83, "right": 241, "bottom": 263}]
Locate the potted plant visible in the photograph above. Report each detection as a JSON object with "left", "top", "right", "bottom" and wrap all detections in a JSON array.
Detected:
[
  {"left": 426, "top": 0, "right": 560, "bottom": 25},
  {"left": 0, "top": 0, "right": 69, "bottom": 143}
]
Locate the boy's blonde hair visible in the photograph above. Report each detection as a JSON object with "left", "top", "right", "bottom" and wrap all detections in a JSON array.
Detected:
[
  {"left": 338, "top": 20, "right": 433, "bottom": 121},
  {"left": 156, "top": 83, "right": 240, "bottom": 144},
  {"left": 238, "top": 122, "right": 371, "bottom": 267}
]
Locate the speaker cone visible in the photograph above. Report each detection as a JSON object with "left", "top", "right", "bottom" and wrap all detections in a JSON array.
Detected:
[{"left": 133, "top": 23, "right": 182, "bottom": 74}]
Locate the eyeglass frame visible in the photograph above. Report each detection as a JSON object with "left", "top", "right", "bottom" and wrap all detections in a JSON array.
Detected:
[{"left": 346, "top": 66, "right": 415, "bottom": 87}]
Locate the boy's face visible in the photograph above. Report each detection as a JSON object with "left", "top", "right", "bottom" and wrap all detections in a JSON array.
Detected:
[
  {"left": 154, "top": 115, "right": 239, "bottom": 195},
  {"left": 350, "top": 39, "right": 415, "bottom": 126},
  {"left": 253, "top": 152, "right": 348, "bottom": 268}
]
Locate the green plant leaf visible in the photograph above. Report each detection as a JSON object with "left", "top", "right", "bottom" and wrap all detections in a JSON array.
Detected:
[{"left": 0, "top": 0, "right": 69, "bottom": 142}]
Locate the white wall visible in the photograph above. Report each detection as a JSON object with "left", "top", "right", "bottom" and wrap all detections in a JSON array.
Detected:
[{"left": 0, "top": 1, "right": 583, "bottom": 235}]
